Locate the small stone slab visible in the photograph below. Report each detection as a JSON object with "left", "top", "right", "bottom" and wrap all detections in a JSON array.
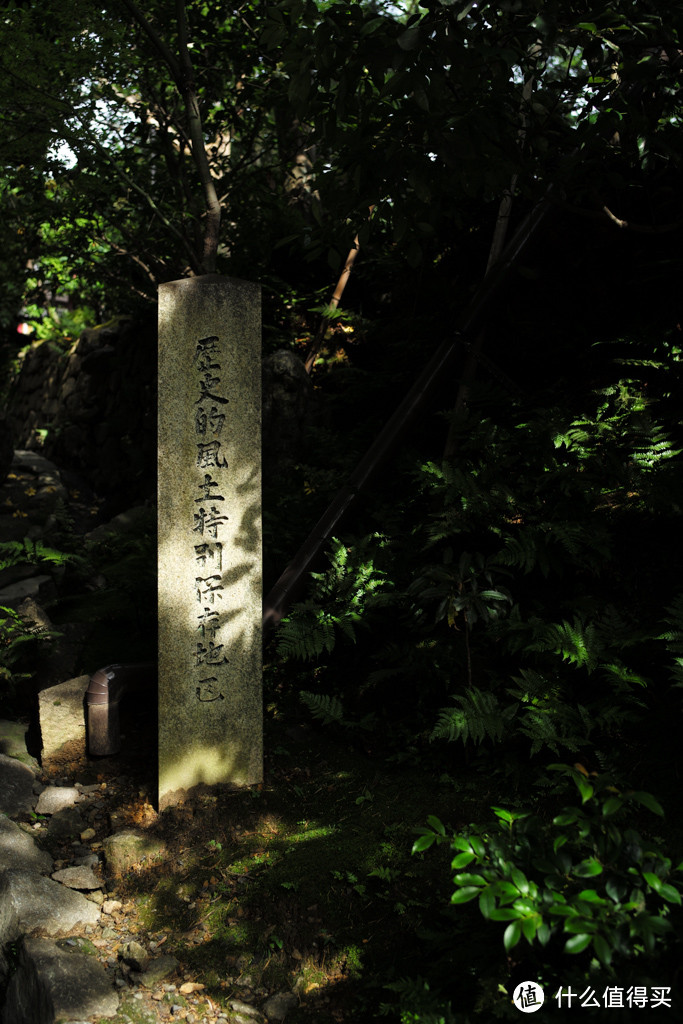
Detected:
[
  {"left": 35, "top": 785, "right": 81, "bottom": 815},
  {"left": 102, "top": 828, "right": 166, "bottom": 876},
  {"left": 0, "top": 752, "right": 36, "bottom": 816},
  {"left": 0, "top": 869, "right": 100, "bottom": 944},
  {"left": 38, "top": 675, "right": 90, "bottom": 771},
  {"left": 51, "top": 865, "right": 101, "bottom": 890},
  {"left": 2, "top": 935, "right": 118, "bottom": 1024},
  {"left": 262, "top": 991, "right": 298, "bottom": 1021},
  {"left": 0, "top": 815, "right": 53, "bottom": 873},
  {"left": 0, "top": 575, "right": 53, "bottom": 609}
]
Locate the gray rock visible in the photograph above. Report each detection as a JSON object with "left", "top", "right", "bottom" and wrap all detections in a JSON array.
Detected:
[
  {"left": 102, "top": 828, "right": 166, "bottom": 876},
  {"left": 35, "top": 785, "right": 81, "bottom": 815},
  {"left": 231, "top": 999, "right": 264, "bottom": 1019},
  {"left": 2, "top": 935, "right": 118, "bottom": 1023},
  {"left": 51, "top": 865, "right": 101, "bottom": 890},
  {"left": 74, "top": 852, "right": 100, "bottom": 869},
  {"left": 121, "top": 939, "right": 149, "bottom": 970},
  {"left": 0, "top": 815, "right": 53, "bottom": 873},
  {"left": 85, "top": 504, "right": 153, "bottom": 544},
  {"left": 12, "top": 450, "right": 61, "bottom": 477},
  {"left": 0, "top": 575, "right": 55, "bottom": 609},
  {"left": 16, "top": 597, "right": 53, "bottom": 632},
  {"left": 0, "top": 869, "right": 100, "bottom": 943},
  {"left": 47, "top": 805, "right": 83, "bottom": 839},
  {"left": 0, "top": 719, "right": 39, "bottom": 770},
  {"left": 139, "top": 954, "right": 179, "bottom": 988},
  {"left": 262, "top": 991, "right": 298, "bottom": 1021},
  {"left": 0, "top": 752, "right": 36, "bottom": 815}
]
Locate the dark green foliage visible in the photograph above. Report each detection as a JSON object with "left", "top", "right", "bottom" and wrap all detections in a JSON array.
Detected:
[
  {"left": 273, "top": 325, "right": 683, "bottom": 1018},
  {"left": 413, "top": 767, "right": 681, "bottom": 1002},
  {"left": 431, "top": 689, "right": 515, "bottom": 748},
  {"left": 276, "top": 535, "right": 390, "bottom": 661}
]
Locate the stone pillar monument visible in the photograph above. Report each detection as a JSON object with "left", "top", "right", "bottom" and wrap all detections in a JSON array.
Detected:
[{"left": 158, "top": 276, "right": 262, "bottom": 811}]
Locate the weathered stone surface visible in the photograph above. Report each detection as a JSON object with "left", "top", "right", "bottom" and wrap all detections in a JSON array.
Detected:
[
  {"left": 0, "top": 719, "right": 39, "bottom": 770},
  {"left": 35, "top": 785, "right": 81, "bottom": 815},
  {"left": 38, "top": 675, "right": 89, "bottom": 769},
  {"left": 16, "top": 597, "right": 53, "bottom": 632},
  {"left": 102, "top": 899, "right": 123, "bottom": 915},
  {"left": 0, "top": 752, "right": 35, "bottom": 815},
  {"left": 231, "top": 999, "right": 264, "bottom": 1019},
  {"left": 158, "top": 276, "right": 262, "bottom": 810},
  {"left": 0, "top": 815, "right": 53, "bottom": 873},
  {"left": 262, "top": 990, "right": 298, "bottom": 1020},
  {"left": 0, "top": 574, "right": 54, "bottom": 609},
  {"left": 51, "top": 865, "right": 101, "bottom": 890},
  {"left": 121, "top": 939, "right": 149, "bottom": 969},
  {"left": 7, "top": 320, "right": 156, "bottom": 506},
  {"left": 85, "top": 504, "right": 154, "bottom": 544},
  {"left": 12, "top": 450, "right": 61, "bottom": 477},
  {"left": 46, "top": 805, "right": 83, "bottom": 839},
  {"left": 0, "top": 869, "right": 100, "bottom": 943},
  {"left": 102, "top": 828, "right": 166, "bottom": 876},
  {"left": 138, "top": 954, "right": 179, "bottom": 988},
  {"left": 2, "top": 936, "right": 118, "bottom": 1024}
]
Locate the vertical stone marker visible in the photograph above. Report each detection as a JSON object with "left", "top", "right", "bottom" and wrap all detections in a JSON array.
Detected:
[{"left": 158, "top": 276, "right": 262, "bottom": 811}]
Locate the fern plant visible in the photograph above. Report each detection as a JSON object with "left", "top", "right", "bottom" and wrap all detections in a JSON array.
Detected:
[
  {"left": 276, "top": 534, "right": 391, "bottom": 662},
  {"left": 431, "top": 688, "right": 517, "bottom": 748}
]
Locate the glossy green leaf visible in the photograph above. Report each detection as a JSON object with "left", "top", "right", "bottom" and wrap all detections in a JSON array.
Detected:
[
  {"left": 504, "top": 919, "right": 522, "bottom": 951},
  {"left": 450, "top": 886, "right": 482, "bottom": 904},
  {"left": 489, "top": 907, "right": 521, "bottom": 921},
  {"left": 577, "top": 889, "right": 606, "bottom": 903},
  {"left": 564, "top": 933, "right": 593, "bottom": 954},
  {"left": 510, "top": 867, "right": 529, "bottom": 893},
  {"left": 479, "top": 886, "right": 496, "bottom": 918},
  {"left": 593, "top": 934, "right": 613, "bottom": 964},
  {"left": 658, "top": 883, "right": 682, "bottom": 905},
  {"left": 451, "top": 851, "right": 477, "bottom": 869},
  {"left": 629, "top": 791, "right": 664, "bottom": 816},
  {"left": 411, "top": 833, "right": 436, "bottom": 854},
  {"left": 453, "top": 873, "right": 487, "bottom": 886},
  {"left": 574, "top": 858, "right": 603, "bottom": 877}
]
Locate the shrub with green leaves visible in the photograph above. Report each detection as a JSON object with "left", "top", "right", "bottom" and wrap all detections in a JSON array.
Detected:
[
  {"left": 413, "top": 765, "right": 682, "bottom": 974},
  {"left": 0, "top": 605, "right": 59, "bottom": 707}
]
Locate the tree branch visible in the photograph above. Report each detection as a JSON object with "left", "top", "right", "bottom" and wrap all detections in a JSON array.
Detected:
[
  {"left": 175, "top": 0, "right": 222, "bottom": 273},
  {"left": 118, "top": 0, "right": 184, "bottom": 88}
]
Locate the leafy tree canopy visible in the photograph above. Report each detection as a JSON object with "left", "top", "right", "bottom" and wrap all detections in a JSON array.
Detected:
[{"left": 0, "top": 0, "right": 681, "bottom": 329}]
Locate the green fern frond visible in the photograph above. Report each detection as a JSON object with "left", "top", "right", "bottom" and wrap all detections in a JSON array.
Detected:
[
  {"left": 431, "top": 689, "right": 516, "bottom": 747},
  {"left": 527, "top": 617, "right": 602, "bottom": 673},
  {"left": 276, "top": 603, "right": 337, "bottom": 661},
  {"left": 300, "top": 690, "right": 346, "bottom": 726}
]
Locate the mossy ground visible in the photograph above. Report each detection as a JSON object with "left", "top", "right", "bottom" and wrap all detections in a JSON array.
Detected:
[{"left": 101, "top": 716, "right": 486, "bottom": 1022}]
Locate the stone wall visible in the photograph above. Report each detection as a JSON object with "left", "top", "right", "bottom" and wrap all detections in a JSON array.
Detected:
[
  {"left": 7, "top": 317, "right": 156, "bottom": 507},
  {"left": 7, "top": 313, "right": 312, "bottom": 507}
]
